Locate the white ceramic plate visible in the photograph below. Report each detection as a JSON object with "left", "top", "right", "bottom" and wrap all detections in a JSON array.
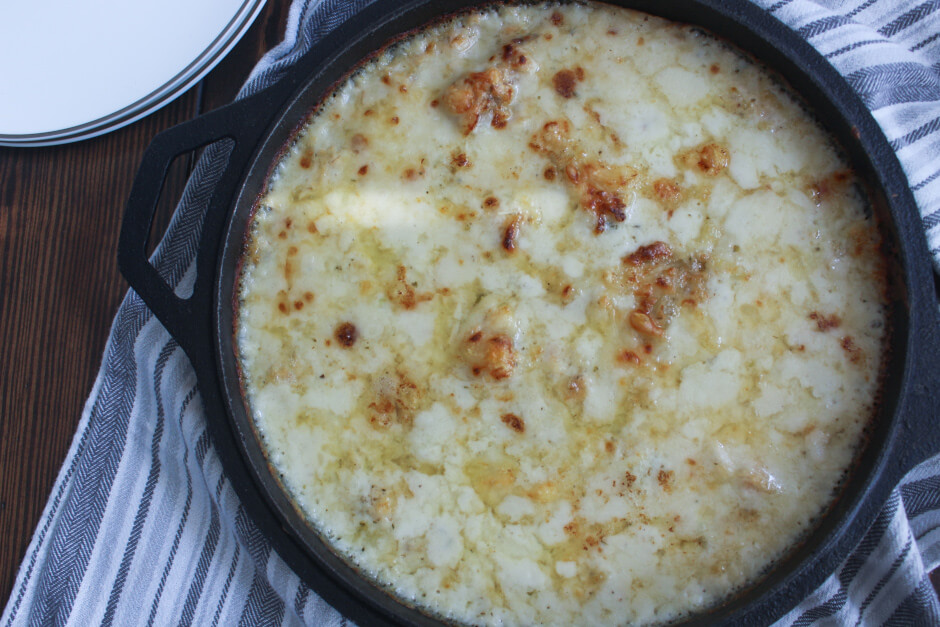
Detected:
[{"left": 0, "top": 0, "right": 266, "bottom": 146}]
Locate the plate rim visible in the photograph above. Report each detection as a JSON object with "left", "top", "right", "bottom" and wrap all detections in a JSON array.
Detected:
[{"left": 0, "top": 0, "right": 267, "bottom": 145}]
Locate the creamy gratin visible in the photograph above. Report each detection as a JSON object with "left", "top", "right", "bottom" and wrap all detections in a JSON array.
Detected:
[{"left": 236, "top": 3, "right": 888, "bottom": 624}]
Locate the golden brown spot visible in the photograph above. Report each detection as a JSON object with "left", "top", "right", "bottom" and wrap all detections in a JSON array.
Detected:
[
  {"left": 502, "top": 215, "right": 521, "bottom": 252},
  {"left": 567, "top": 375, "right": 586, "bottom": 400},
  {"left": 550, "top": 11, "right": 564, "bottom": 25},
  {"left": 358, "top": 165, "right": 369, "bottom": 176},
  {"left": 581, "top": 184, "right": 627, "bottom": 233},
  {"left": 637, "top": 36, "right": 644, "bottom": 45},
  {"left": 293, "top": 300, "right": 303, "bottom": 311},
  {"left": 306, "top": 221, "right": 318, "bottom": 234},
  {"left": 486, "top": 336, "right": 514, "bottom": 379},
  {"left": 527, "top": 481, "right": 557, "bottom": 503},
  {"left": 483, "top": 196, "right": 500, "bottom": 209},
  {"left": 381, "top": 74, "right": 391, "bottom": 85},
  {"left": 841, "top": 336, "right": 863, "bottom": 363},
  {"left": 610, "top": 250, "right": 707, "bottom": 337},
  {"left": 403, "top": 167, "right": 424, "bottom": 181},
  {"left": 696, "top": 143, "right": 730, "bottom": 175},
  {"left": 334, "top": 322, "right": 358, "bottom": 347},
  {"left": 624, "top": 471, "right": 636, "bottom": 487},
  {"left": 565, "top": 163, "right": 580, "bottom": 183},
  {"left": 351, "top": 133, "right": 368, "bottom": 153},
  {"left": 624, "top": 241, "right": 673, "bottom": 266},
  {"left": 430, "top": 99, "right": 439, "bottom": 108},
  {"left": 529, "top": 119, "right": 636, "bottom": 232},
  {"left": 363, "top": 108, "right": 374, "bottom": 117},
  {"left": 810, "top": 169, "right": 852, "bottom": 204},
  {"left": 387, "top": 265, "right": 433, "bottom": 310},
  {"left": 277, "top": 302, "right": 288, "bottom": 314},
  {"left": 552, "top": 68, "right": 581, "bottom": 98},
  {"left": 630, "top": 311, "right": 663, "bottom": 337},
  {"left": 287, "top": 246, "right": 298, "bottom": 257},
  {"left": 544, "top": 166, "right": 557, "bottom": 181},
  {"left": 299, "top": 151, "right": 312, "bottom": 169},
  {"left": 369, "top": 372, "right": 422, "bottom": 428},
  {"left": 738, "top": 508, "right": 760, "bottom": 523},
  {"left": 452, "top": 152, "right": 470, "bottom": 167},
  {"left": 501, "top": 412, "right": 525, "bottom": 433},
  {"left": 465, "top": 330, "right": 516, "bottom": 381},
  {"left": 277, "top": 231, "right": 287, "bottom": 240},
  {"left": 441, "top": 67, "right": 516, "bottom": 134},
  {"left": 710, "top": 63, "right": 720, "bottom": 74},
  {"left": 604, "top": 440, "right": 615, "bottom": 453},
  {"left": 390, "top": 116, "right": 400, "bottom": 125},
  {"left": 809, "top": 311, "right": 842, "bottom": 332},
  {"left": 657, "top": 469, "right": 674, "bottom": 491},
  {"left": 398, "top": 84, "right": 408, "bottom": 93},
  {"left": 303, "top": 291, "right": 314, "bottom": 302},
  {"left": 652, "top": 178, "right": 681, "bottom": 204},
  {"left": 501, "top": 39, "right": 530, "bottom": 69},
  {"left": 617, "top": 350, "right": 641, "bottom": 365},
  {"left": 564, "top": 521, "right": 579, "bottom": 535}
]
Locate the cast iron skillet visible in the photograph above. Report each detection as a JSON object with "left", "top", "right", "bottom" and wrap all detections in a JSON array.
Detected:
[{"left": 119, "top": 0, "right": 940, "bottom": 624}]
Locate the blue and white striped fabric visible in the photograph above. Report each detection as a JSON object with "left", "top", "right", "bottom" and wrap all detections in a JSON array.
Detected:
[{"left": 3, "top": 0, "right": 939, "bottom": 625}]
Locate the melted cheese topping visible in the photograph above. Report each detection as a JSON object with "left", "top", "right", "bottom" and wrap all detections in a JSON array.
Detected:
[{"left": 236, "top": 4, "right": 888, "bottom": 625}]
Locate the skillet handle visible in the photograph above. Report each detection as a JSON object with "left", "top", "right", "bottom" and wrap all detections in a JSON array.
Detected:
[{"left": 118, "top": 94, "right": 272, "bottom": 359}]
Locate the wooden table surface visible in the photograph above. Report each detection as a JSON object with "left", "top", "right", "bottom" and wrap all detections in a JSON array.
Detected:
[
  {"left": 1, "top": 0, "right": 937, "bottom": 615},
  {"left": 0, "top": 1, "right": 290, "bottom": 606}
]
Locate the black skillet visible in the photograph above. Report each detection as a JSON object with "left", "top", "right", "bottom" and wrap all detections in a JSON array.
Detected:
[{"left": 118, "top": 0, "right": 940, "bottom": 624}]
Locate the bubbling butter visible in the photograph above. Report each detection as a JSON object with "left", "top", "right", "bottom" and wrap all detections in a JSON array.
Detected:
[{"left": 236, "top": 3, "right": 888, "bottom": 625}]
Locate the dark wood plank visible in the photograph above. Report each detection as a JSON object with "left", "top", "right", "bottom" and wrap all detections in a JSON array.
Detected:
[
  {"left": 0, "top": 0, "right": 288, "bottom": 607},
  {"left": 0, "top": 93, "right": 198, "bottom": 605}
]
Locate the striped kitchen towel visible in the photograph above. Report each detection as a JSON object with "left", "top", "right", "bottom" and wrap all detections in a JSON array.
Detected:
[{"left": 3, "top": 0, "right": 939, "bottom": 625}]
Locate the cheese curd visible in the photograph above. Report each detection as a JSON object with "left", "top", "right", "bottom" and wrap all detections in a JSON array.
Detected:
[{"left": 236, "top": 3, "right": 888, "bottom": 625}]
